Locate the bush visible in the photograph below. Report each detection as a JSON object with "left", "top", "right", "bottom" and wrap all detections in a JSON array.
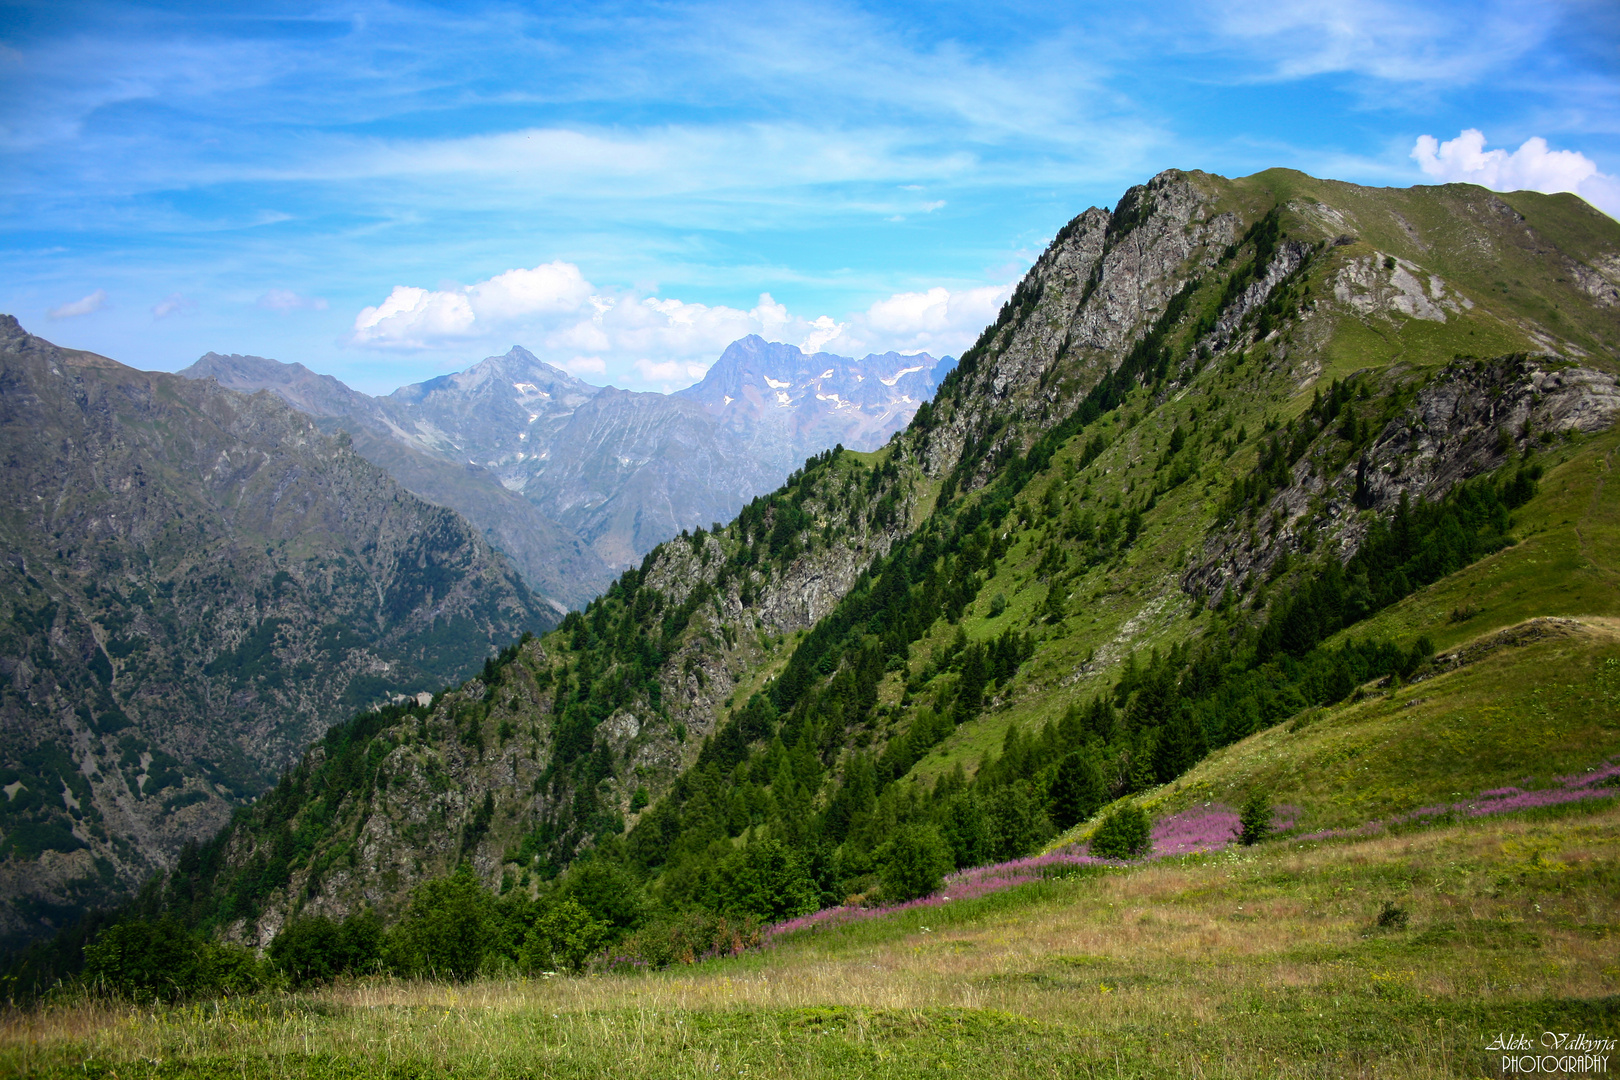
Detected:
[
  {"left": 383, "top": 864, "right": 493, "bottom": 980},
  {"left": 1089, "top": 803, "right": 1151, "bottom": 859},
  {"left": 613, "top": 909, "right": 763, "bottom": 969},
  {"left": 1238, "top": 788, "right": 1273, "bottom": 846},
  {"left": 561, "top": 859, "right": 645, "bottom": 934},
  {"left": 714, "top": 839, "right": 817, "bottom": 922},
  {"left": 880, "top": 822, "right": 954, "bottom": 902},
  {"left": 269, "top": 909, "right": 382, "bottom": 986},
  {"left": 937, "top": 793, "right": 989, "bottom": 870},
  {"left": 984, "top": 781, "right": 1050, "bottom": 862},
  {"left": 1377, "top": 900, "right": 1410, "bottom": 930},
  {"left": 519, "top": 898, "right": 611, "bottom": 974},
  {"left": 83, "top": 919, "right": 265, "bottom": 1003}
]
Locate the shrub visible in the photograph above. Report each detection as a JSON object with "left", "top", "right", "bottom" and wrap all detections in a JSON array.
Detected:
[
  {"left": 984, "top": 781, "right": 1051, "bottom": 862},
  {"left": 561, "top": 859, "right": 645, "bottom": 933},
  {"left": 1049, "top": 750, "right": 1107, "bottom": 830},
  {"left": 1089, "top": 803, "right": 1151, "bottom": 859},
  {"left": 937, "top": 793, "right": 989, "bottom": 870},
  {"left": 880, "top": 823, "right": 954, "bottom": 902},
  {"left": 269, "top": 909, "right": 382, "bottom": 986},
  {"left": 1377, "top": 900, "right": 1410, "bottom": 930},
  {"left": 614, "top": 910, "right": 763, "bottom": 969},
  {"left": 383, "top": 864, "right": 493, "bottom": 980},
  {"left": 1239, "top": 788, "right": 1273, "bottom": 846},
  {"left": 713, "top": 839, "right": 817, "bottom": 923},
  {"left": 519, "top": 898, "right": 611, "bottom": 974},
  {"left": 83, "top": 919, "right": 265, "bottom": 1003}
]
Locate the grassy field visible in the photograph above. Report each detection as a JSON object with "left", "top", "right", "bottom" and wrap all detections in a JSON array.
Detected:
[{"left": 4, "top": 797, "right": 1617, "bottom": 1078}]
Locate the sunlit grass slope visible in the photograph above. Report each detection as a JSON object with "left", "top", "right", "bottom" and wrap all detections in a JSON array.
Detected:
[
  {"left": 1348, "top": 429, "right": 1620, "bottom": 650},
  {"left": 1120, "top": 619, "right": 1620, "bottom": 838},
  {"left": 5, "top": 803, "right": 1617, "bottom": 1078},
  {"left": 1037, "top": 427, "right": 1620, "bottom": 844}
]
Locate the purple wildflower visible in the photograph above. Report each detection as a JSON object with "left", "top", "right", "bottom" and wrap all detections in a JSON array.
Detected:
[{"left": 760, "top": 758, "right": 1618, "bottom": 945}]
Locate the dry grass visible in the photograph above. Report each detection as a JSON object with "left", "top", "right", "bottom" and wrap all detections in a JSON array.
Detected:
[{"left": 5, "top": 804, "right": 1618, "bottom": 1077}]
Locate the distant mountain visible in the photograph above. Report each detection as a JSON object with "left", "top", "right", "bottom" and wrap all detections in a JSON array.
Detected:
[
  {"left": 184, "top": 352, "right": 603, "bottom": 610},
  {"left": 184, "top": 339, "right": 953, "bottom": 582},
  {"left": 0, "top": 317, "right": 555, "bottom": 947}
]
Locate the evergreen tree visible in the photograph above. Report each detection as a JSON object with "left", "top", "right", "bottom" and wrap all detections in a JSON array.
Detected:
[
  {"left": 1048, "top": 750, "right": 1106, "bottom": 829},
  {"left": 1239, "top": 788, "right": 1273, "bottom": 846}
]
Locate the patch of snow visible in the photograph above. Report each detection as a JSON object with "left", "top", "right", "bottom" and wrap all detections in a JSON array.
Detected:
[
  {"left": 764, "top": 376, "right": 791, "bottom": 389},
  {"left": 880, "top": 365, "right": 926, "bottom": 386}
]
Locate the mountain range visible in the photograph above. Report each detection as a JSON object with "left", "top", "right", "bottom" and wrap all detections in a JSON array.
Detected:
[
  {"left": 5, "top": 165, "right": 1620, "bottom": 981},
  {"left": 63, "top": 166, "right": 1617, "bottom": 960},
  {"left": 183, "top": 337, "right": 953, "bottom": 606}
]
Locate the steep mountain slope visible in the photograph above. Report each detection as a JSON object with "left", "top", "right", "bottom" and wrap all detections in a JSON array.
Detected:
[
  {"left": 86, "top": 169, "right": 1620, "bottom": 954},
  {"left": 0, "top": 317, "right": 555, "bottom": 948},
  {"left": 185, "top": 340, "right": 950, "bottom": 582}
]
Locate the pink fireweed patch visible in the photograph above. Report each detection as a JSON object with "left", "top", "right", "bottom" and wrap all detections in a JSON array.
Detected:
[
  {"left": 1295, "top": 758, "right": 1620, "bottom": 842},
  {"left": 762, "top": 850, "right": 1112, "bottom": 942},
  {"left": 761, "top": 762, "right": 1616, "bottom": 944}
]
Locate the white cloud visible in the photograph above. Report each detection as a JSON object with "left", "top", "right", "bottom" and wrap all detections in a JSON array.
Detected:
[
  {"left": 1412, "top": 129, "right": 1620, "bottom": 218},
  {"left": 259, "top": 288, "right": 328, "bottom": 312},
  {"left": 349, "top": 261, "right": 1017, "bottom": 389},
  {"left": 561, "top": 355, "right": 607, "bottom": 377},
  {"left": 814, "top": 282, "right": 1015, "bottom": 357},
  {"left": 47, "top": 289, "right": 106, "bottom": 319},
  {"left": 802, "top": 315, "right": 846, "bottom": 355},
  {"left": 468, "top": 263, "right": 594, "bottom": 321},
  {"left": 152, "top": 292, "right": 192, "bottom": 319},
  {"left": 351, "top": 285, "right": 477, "bottom": 347}
]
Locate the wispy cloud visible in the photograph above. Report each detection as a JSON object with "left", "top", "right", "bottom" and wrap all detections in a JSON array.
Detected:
[
  {"left": 1202, "top": 0, "right": 1561, "bottom": 84},
  {"left": 47, "top": 289, "right": 106, "bottom": 320},
  {"left": 1413, "top": 129, "right": 1620, "bottom": 217},
  {"left": 258, "top": 289, "right": 329, "bottom": 312},
  {"left": 152, "top": 292, "right": 192, "bottom": 319}
]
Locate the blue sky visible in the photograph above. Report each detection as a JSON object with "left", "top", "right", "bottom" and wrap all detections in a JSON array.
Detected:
[{"left": 2, "top": 0, "right": 1616, "bottom": 394}]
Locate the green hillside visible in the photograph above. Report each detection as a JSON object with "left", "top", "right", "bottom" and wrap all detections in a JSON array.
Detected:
[{"left": 5, "top": 167, "right": 1620, "bottom": 1077}]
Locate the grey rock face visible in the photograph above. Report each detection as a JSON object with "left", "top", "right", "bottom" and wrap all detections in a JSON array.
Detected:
[
  {"left": 1184, "top": 358, "right": 1620, "bottom": 601},
  {"left": 0, "top": 317, "right": 553, "bottom": 948},
  {"left": 182, "top": 352, "right": 606, "bottom": 610}
]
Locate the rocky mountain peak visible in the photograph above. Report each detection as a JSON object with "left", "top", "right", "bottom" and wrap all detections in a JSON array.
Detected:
[{"left": 679, "top": 334, "right": 950, "bottom": 419}]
